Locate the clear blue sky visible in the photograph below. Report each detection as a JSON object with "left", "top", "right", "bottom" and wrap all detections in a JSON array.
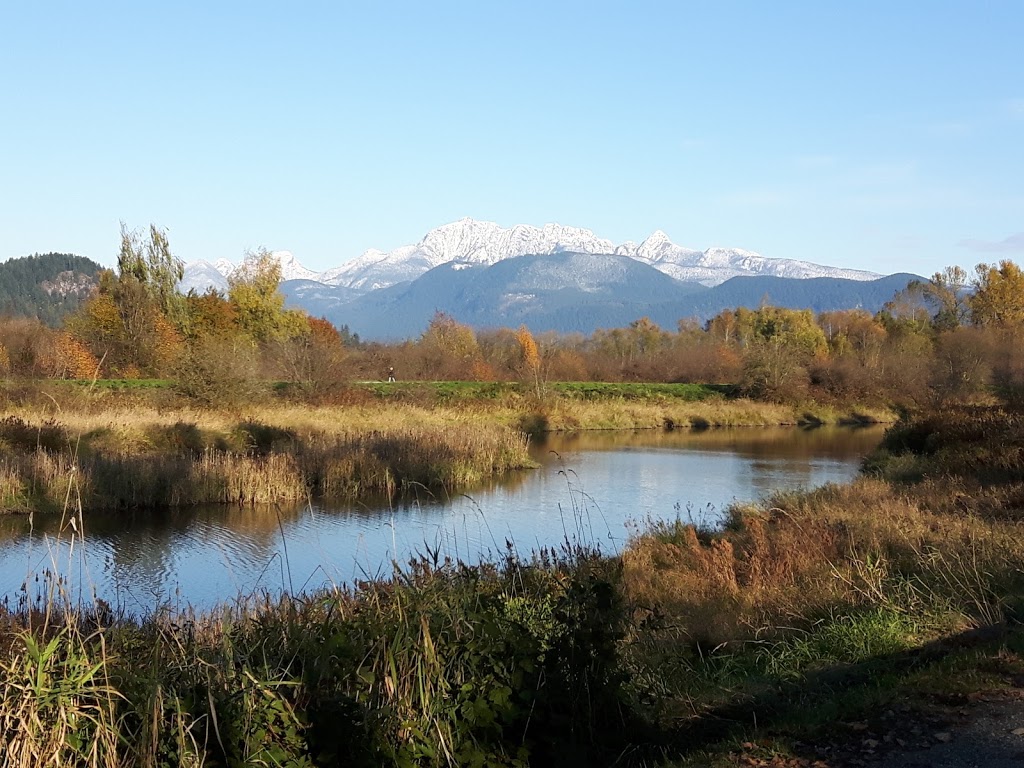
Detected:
[{"left": 2, "top": 1, "right": 1021, "bottom": 277}]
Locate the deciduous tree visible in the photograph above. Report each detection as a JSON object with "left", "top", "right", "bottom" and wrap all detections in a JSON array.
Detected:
[
  {"left": 970, "top": 260, "right": 1024, "bottom": 328},
  {"left": 229, "top": 248, "right": 307, "bottom": 343}
]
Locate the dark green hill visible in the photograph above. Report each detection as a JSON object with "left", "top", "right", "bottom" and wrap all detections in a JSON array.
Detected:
[{"left": 0, "top": 253, "right": 104, "bottom": 326}]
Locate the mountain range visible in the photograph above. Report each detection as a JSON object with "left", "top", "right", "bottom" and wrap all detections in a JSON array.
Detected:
[{"left": 181, "top": 219, "right": 916, "bottom": 340}]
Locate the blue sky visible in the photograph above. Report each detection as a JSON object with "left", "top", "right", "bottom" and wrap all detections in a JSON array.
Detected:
[{"left": 2, "top": 1, "right": 1021, "bottom": 276}]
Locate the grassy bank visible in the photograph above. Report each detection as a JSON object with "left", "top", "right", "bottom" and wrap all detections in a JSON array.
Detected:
[
  {"left": 622, "top": 399, "right": 1024, "bottom": 764},
  {"left": 0, "top": 405, "right": 532, "bottom": 512},
  {"left": 0, "top": 400, "right": 1020, "bottom": 765},
  {"left": 50, "top": 378, "right": 896, "bottom": 429},
  {"left": 0, "top": 547, "right": 628, "bottom": 767}
]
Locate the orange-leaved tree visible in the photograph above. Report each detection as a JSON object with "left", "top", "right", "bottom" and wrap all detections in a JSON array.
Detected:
[{"left": 516, "top": 325, "right": 542, "bottom": 396}]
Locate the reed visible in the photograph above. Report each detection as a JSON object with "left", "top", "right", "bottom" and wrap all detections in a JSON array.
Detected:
[
  {"left": 517, "top": 397, "right": 894, "bottom": 432},
  {"left": 0, "top": 546, "right": 629, "bottom": 766},
  {"left": 0, "top": 404, "right": 534, "bottom": 512},
  {"left": 0, "top": 613, "right": 120, "bottom": 768}
]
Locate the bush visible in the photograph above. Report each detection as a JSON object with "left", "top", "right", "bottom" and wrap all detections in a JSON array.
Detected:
[
  {"left": 172, "top": 338, "right": 267, "bottom": 408},
  {"left": 0, "top": 415, "right": 68, "bottom": 453}
]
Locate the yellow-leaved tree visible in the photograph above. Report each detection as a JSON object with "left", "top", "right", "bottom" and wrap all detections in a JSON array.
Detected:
[
  {"left": 228, "top": 248, "right": 307, "bottom": 343},
  {"left": 516, "top": 325, "right": 542, "bottom": 397},
  {"left": 970, "top": 260, "right": 1024, "bottom": 328},
  {"left": 67, "top": 224, "right": 186, "bottom": 377}
]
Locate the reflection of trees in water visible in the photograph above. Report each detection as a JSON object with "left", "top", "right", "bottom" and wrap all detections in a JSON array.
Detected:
[
  {"left": 745, "top": 458, "right": 817, "bottom": 501},
  {"left": 535, "top": 425, "right": 886, "bottom": 462},
  {"left": 0, "top": 506, "right": 304, "bottom": 608}
]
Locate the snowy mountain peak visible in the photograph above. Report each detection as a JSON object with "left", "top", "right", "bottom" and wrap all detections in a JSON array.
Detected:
[
  {"left": 181, "top": 217, "right": 883, "bottom": 295},
  {"left": 269, "top": 250, "right": 318, "bottom": 282}
]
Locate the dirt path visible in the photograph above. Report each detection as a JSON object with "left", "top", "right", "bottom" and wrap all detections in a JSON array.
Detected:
[
  {"left": 730, "top": 689, "right": 1024, "bottom": 767},
  {"left": 867, "top": 691, "right": 1024, "bottom": 768}
]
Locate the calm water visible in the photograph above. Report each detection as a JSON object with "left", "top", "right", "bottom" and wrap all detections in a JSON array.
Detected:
[{"left": 0, "top": 425, "right": 885, "bottom": 613}]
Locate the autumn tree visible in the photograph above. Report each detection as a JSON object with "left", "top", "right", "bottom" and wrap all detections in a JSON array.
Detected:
[
  {"left": 929, "top": 326, "right": 997, "bottom": 402},
  {"left": 924, "top": 266, "right": 971, "bottom": 330},
  {"left": 516, "top": 325, "right": 542, "bottom": 396},
  {"left": 0, "top": 317, "right": 57, "bottom": 377},
  {"left": 65, "top": 224, "right": 188, "bottom": 377},
  {"left": 706, "top": 307, "right": 758, "bottom": 348},
  {"left": 818, "top": 309, "right": 887, "bottom": 364},
  {"left": 969, "top": 260, "right": 1024, "bottom": 328},
  {"left": 116, "top": 223, "right": 187, "bottom": 332},
  {"left": 229, "top": 248, "right": 307, "bottom": 343},
  {"left": 669, "top": 319, "right": 741, "bottom": 384},
  {"left": 184, "top": 288, "right": 239, "bottom": 342},
  {"left": 417, "top": 311, "right": 481, "bottom": 379},
  {"left": 880, "top": 282, "right": 934, "bottom": 333},
  {"left": 45, "top": 331, "right": 100, "bottom": 379},
  {"left": 477, "top": 328, "right": 524, "bottom": 381},
  {"left": 740, "top": 307, "right": 827, "bottom": 400},
  {"left": 271, "top": 315, "right": 350, "bottom": 395}
]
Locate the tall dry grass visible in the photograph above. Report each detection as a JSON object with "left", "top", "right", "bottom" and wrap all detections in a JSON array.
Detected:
[
  {"left": 622, "top": 476, "right": 1024, "bottom": 648},
  {"left": 0, "top": 546, "right": 629, "bottom": 767},
  {"left": 619, "top": 403, "right": 1024, "bottom": 723},
  {"left": 0, "top": 405, "right": 534, "bottom": 512}
]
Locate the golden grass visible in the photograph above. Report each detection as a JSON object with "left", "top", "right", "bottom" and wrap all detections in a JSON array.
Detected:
[
  {"left": 0, "top": 402, "right": 535, "bottom": 511},
  {"left": 0, "top": 389, "right": 895, "bottom": 514},
  {"left": 520, "top": 398, "right": 895, "bottom": 432},
  {"left": 622, "top": 475, "right": 1024, "bottom": 651},
  {"left": 2, "top": 390, "right": 895, "bottom": 438}
]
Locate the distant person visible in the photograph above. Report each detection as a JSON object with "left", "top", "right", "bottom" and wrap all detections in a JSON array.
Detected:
[{"left": 387, "top": 367, "right": 396, "bottom": 382}]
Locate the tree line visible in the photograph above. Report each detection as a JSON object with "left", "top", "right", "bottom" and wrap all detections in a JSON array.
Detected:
[
  {"left": 3, "top": 224, "right": 1024, "bottom": 407},
  {"left": 350, "top": 260, "right": 1024, "bottom": 406}
]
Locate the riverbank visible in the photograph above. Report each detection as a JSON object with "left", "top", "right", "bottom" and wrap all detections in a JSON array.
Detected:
[
  {"left": 0, "top": 399, "right": 1018, "bottom": 765},
  {"left": 0, "top": 381, "right": 895, "bottom": 513}
]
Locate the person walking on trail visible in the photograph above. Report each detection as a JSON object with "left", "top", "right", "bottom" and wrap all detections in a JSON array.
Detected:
[{"left": 387, "top": 367, "right": 396, "bottom": 382}]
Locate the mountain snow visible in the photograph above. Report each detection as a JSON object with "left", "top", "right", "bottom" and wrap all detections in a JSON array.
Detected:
[
  {"left": 181, "top": 250, "right": 317, "bottom": 294},
  {"left": 180, "top": 218, "right": 881, "bottom": 294},
  {"left": 272, "top": 251, "right": 319, "bottom": 282},
  {"left": 179, "top": 260, "right": 230, "bottom": 294}
]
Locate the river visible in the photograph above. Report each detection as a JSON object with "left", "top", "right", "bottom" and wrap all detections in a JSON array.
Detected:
[{"left": 0, "top": 425, "right": 885, "bottom": 614}]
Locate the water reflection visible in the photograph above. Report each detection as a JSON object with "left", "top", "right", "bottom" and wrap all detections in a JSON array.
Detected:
[{"left": 0, "top": 425, "right": 885, "bottom": 613}]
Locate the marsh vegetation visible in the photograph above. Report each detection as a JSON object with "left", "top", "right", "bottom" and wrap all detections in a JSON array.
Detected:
[{"left": 0, "top": 401, "right": 1022, "bottom": 766}]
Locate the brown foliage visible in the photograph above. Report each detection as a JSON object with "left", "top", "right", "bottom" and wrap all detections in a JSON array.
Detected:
[
  {"left": 0, "top": 318, "right": 54, "bottom": 377},
  {"left": 45, "top": 332, "right": 101, "bottom": 379}
]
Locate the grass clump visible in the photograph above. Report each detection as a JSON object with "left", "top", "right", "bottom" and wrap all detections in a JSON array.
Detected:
[{"left": 0, "top": 547, "right": 632, "bottom": 766}]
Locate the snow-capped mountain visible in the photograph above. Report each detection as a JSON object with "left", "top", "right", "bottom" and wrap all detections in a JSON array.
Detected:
[
  {"left": 180, "top": 251, "right": 317, "bottom": 294},
  {"left": 319, "top": 220, "right": 620, "bottom": 292},
  {"left": 179, "top": 260, "right": 230, "bottom": 294},
  {"left": 272, "top": 251, "right": 319, "bottom": 282},
  {"left": 180, "top": 218, "right": 881, "bottom": 294}
]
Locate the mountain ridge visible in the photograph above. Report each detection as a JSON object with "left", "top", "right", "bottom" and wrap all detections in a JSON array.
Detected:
[
  {"left": 279, "top": 249, "right": 918, "bottom": 341},
  {"left": 177, "top": 218, "right": 911, "bottom": 341},
  {"left": 181, "top": 218, "right": 882, "bottom": 295}
]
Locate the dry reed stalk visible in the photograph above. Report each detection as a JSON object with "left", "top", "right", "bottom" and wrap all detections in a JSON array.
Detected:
[{"left": 0, "top": 623, "right": 121, "bottom": 768}]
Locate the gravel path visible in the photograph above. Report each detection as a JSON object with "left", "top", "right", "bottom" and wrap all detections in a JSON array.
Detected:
[
  {"left": 870, "top": 691, "right": 1024, "bottom": 768},
  {"left": 729, "top": 690, "right": 1024, "bottom": 767}
]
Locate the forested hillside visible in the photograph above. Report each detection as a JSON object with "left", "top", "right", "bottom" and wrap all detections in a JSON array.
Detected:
[{"left": 0, "top": 253, "right": 103, "bottom": 326}]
